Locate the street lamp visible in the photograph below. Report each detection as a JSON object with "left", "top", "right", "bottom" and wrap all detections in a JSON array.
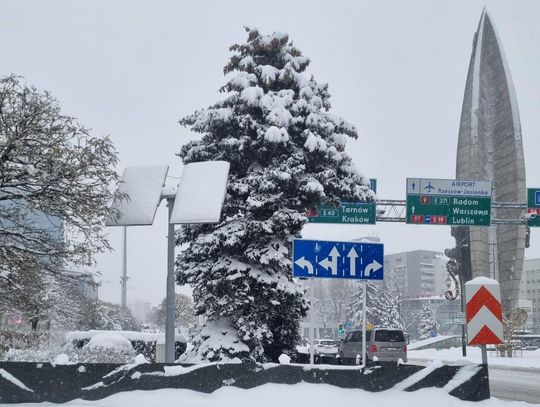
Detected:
[{"left": 107, "top": 161, "right": 230, "bottom": 363}]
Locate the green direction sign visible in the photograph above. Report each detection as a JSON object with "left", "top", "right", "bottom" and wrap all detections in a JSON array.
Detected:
[
  {"left": 369, "top": 178, "right": 377, "bottom": 194},
  {"left": 307, "top": 202, "right": 376, "bottom": 225},
  {"left": 406, "top": 178, "right": 492, "bottom": 226},
  {"left": 527, "top": 188, "right": 540, "bottom": 227}
]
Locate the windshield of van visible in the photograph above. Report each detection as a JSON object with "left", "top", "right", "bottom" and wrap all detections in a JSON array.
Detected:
[{"left": 375, "top": 330, "right": 405, "bottom": 342}]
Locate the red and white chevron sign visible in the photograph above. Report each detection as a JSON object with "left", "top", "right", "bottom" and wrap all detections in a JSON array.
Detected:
[{"left": 465, "top": 277, "right": 504, "bottom": 345}]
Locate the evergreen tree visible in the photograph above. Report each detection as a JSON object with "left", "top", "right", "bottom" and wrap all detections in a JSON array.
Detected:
[
  {"left": 417, "top": 304, "right": 439, "bottom": 340},
  {"left": 177, "top": 29, "right": 373, "bottom": 362},
  {"left": 347, "top": 281, "right": 402, "bottom": 328}
]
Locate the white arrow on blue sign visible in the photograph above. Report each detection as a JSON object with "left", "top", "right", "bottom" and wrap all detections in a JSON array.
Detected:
[{"left": 293, "top": 239, "right": 384, "bottom": 280}]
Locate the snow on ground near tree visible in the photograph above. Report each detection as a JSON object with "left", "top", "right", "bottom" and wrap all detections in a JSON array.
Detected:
[
  {"left": 409, "top": 346, "right": 540, "bottom": 369},
  {"left": 5, "top": 383, "right": 531, "bottom": 407}
]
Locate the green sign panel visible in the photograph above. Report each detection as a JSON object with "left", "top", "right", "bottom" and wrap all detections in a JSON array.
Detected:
[
  {"left": 307, "top": 202, "right": 376, "bottom": 225},
  {"left": 406, "top": 178, "right": 492, "bottom": 226},
  {"left": 527, "top": 188, "right": 540, "bottom": 227},
  {"left": 369, "top": 178, "right": 377, "bottom": 194}
]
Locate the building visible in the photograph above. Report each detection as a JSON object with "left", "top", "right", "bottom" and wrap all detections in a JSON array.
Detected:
[
  {"left": 454, "top": 10, "right": 526, "bottom": 317},
  {"left": 299, "top": 278, "right": 351, "bottom": 340},
  {"left": 62, "top": 270, "right": 98, "bottom": 300},
  {"left": 520, "top": 258, "right": 540, "bottom": 332},
  {"left": 384, "top": 250, "right": 448, "bottom": 299},
  {"left": 400, "top": 296, "right": 463, "bottom": 340},
  {"left": 128, "top": 299, "right": 152, "bottom": 323}
]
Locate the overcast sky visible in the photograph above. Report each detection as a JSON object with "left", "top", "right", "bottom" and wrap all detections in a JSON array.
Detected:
[{"left": 1, "top": 0, "right": 539, "bottom": 306}]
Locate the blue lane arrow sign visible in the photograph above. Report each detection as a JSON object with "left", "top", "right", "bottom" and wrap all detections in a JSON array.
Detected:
[{"left": 293, "top": 239, "right": 384, "bottom": 280}]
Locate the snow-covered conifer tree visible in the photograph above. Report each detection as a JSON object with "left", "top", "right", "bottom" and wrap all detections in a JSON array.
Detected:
[
  {"left": 177, "top": 28, "right": 373, "bottom": 362},
  {"left": 347, "top": 281, "right": 402, "bottom": 329},
  {"left": 417, "top": 304, "right": 439, "bottom": 340}
]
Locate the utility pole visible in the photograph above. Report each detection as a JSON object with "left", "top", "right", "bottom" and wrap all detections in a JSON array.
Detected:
[{"left": 121, "top": 226, "right": 128, "bottom": 309}]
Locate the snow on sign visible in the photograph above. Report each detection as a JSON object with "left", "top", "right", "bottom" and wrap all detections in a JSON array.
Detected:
[
  {"left": 293, "top": 239, "right": 383, "bottom": 280},
  {"left": 465, "top": 277, "right": 504, "bottom": 345},
  {"left": 169, "top": 161, "right": 230, "bottom": 224},
  {"left": 106, "top": 165, "right": 169, "bottom": 226}
]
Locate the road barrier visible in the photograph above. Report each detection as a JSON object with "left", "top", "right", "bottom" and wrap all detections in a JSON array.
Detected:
[{"left": 0, "top": 361, "right": 489, "bottom": 404}]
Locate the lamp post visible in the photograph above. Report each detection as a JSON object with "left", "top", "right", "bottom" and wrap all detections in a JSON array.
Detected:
[{"left": 107, "top": 162, "right": 230, "bottom": 363}]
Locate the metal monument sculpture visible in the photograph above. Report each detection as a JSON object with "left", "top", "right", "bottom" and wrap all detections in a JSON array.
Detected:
[{"left": 454, "top": 10, "right": 526, "bottom": 318}]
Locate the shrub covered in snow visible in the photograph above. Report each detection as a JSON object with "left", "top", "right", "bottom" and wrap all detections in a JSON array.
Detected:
[
  {"left": 177, "top": 28, "right": 373, "bottom": 362},
  {"left": 0, "top": 348, "right": 61, "bottom": 363},
  {"left": 0, "top": 329, "right": 59, "bottom": 362},
  {"left": 64, "top": 330, "right": 186, "bottom": 362},
  {"left": 70, "top": 334, "right": 136, "bottom": 364}
]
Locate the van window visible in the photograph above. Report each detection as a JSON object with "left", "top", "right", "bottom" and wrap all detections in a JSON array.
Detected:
[
  {"left": 375, "top": 330, "right": 405, "bottom": 342},
  {"left": 350, "top": 331, "right": 372, "bottom": 342}
]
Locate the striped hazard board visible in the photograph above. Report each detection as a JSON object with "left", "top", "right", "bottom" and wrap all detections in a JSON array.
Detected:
[{"left": 465, "top": 277, "right": 504, "bottom": 345}]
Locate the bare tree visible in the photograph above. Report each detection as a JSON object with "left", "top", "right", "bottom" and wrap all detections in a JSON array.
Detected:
[{"left": 0, "top": 75, "right": 122, "bottom": 282}]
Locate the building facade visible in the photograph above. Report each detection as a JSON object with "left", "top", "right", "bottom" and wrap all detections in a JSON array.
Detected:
[
  {"left": 520, "top": 258, "right": 540, "bottom": 332},
  {"left": 384, "top": 250, "right": 448, "bottom": 299}
]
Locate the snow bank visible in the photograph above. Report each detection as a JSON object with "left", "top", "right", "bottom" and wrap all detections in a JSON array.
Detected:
[
  {"left": 409, "top": 346, "right": 540, "bottom": 369},
  {"left": 10, "top": 382, "right": 527, "bottom": 407},
  {"left": 278, "top": 354, "right": 291, "bottom": 364},
  {"left": 53, "top": 354, "right": 71, "bottom": 365}
]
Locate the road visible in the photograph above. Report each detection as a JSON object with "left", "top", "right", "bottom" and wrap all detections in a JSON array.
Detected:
[
  {"left": 409, "top": 358, "right": 540, "bottom": 404},
  {"left": 489, "top": 366, "right": 540, "bottom": 404}
]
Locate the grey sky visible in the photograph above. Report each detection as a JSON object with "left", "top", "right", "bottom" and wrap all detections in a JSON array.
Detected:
[{"left": 1, "top": 0, "right": 539, "bottom": 306}]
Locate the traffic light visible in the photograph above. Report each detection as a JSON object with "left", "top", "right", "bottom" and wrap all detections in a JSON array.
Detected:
[
  {"left": 526, "top": 226, "right": 531, "bottom": 248},
  {"left": 338, "top": 323, "right": 344, "bottom": 334}
]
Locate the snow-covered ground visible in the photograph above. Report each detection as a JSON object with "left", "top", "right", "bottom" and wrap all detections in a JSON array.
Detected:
[
  {"left": 408, "top": 335, "right": 458, "bottom": 350},
  {"left": 409, "top": 346, "right": 540, "bottom": 369},
  {"left": 4, "top": 383, "right": 532, "bottom": 407}
]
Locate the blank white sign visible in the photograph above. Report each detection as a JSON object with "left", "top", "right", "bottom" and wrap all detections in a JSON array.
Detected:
[
  {"left": 170, "top": 161, "right": 230, "bottom": 224},
  {"left": 106, "top": 165, "right": 169, "bottom": 226}
]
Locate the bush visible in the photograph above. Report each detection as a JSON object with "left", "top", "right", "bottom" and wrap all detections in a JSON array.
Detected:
[
  {"left": 1, "top": 348, "right": 60, "bottom": 362},
  {"left": 0, "top": 329, "right": 50, "bottom": 350},
  {"left": 65, "top": 330, "right": 187, "bottom": 362},
  {"left": 69, "top": 346, "right": 136, "bottom": 364},
  {"left": 0, "top": 329, "right": 58, "bottom": 362}
]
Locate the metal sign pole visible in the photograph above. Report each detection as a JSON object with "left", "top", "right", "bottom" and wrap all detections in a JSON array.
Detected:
[
  {"left": 481, "top": 344, "right": 488, "bottom": 364},
  {"left": 309, "top": 278, "right": 314, "bottom": 365},
  {"left": 460, "top": 275, "right": 467, "bottom": 357},
  {"left": 165, "top": 198, "right": 176, "bottom": 363},
  {"left": 362, "top": 280, "right": 367, "bottom": 367},
  {"left": 121, "top": 226, "right": 128, "bottom": 309}
]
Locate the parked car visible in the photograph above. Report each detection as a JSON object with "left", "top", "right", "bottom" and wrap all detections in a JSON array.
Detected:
[
  {"left": 339, "top": 328, "right": 408, "bottom": 364},
  {"left": 313, "top": 339, "right": 339, "bottom": 355}
]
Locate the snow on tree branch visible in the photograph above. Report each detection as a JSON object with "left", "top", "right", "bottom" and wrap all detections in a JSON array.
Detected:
[
  {"left": 177, "top": 29, "right": 374, "bottom": 363},
  {"left": 0, "top": 75, "right": 123, "bottom": 282}
]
